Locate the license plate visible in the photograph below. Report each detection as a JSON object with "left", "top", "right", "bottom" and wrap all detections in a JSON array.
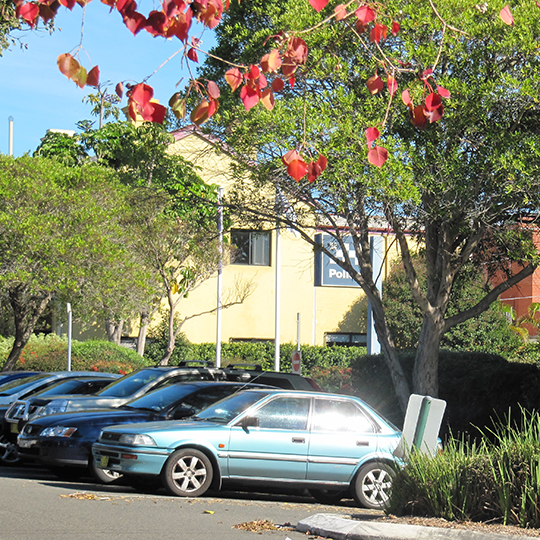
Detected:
[
  {"left": 18, "top": 439, "right": 36, "bottom": 448},
  {"left": 10, "top": 423, "right": 19, "bottom": 434},
  {"left": 100, "top": 455, "right": 110, "bottom": 468}
]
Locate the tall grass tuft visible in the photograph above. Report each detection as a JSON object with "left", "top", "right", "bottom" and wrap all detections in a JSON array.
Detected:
[{"left": 388, "top": 408, "right": 540, "bottom": 528}]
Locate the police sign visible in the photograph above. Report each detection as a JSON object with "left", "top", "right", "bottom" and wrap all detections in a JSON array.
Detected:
[{"left": 314, "top": 233, "right": 361, "bottom": 288}]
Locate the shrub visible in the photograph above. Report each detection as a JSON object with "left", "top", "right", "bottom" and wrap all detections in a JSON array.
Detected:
[
  {"left": 389, "top": 409, "right": 540, "bottom": 528},
  {"left": 0, "top": 334, "right": 150, "bottom": 374}
]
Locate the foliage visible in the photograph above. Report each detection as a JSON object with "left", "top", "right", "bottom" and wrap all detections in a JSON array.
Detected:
[
  {"left": 194, "top": 0, "right": 540, "bottom": 410},
  {"left": 0, "top": 155, "right": 153, "bottom": 369},
  {"left": 0, "top": 0, "right": 21, "bottom": 55},
  {"left": 389, "top": 410, "right": 540, "bottom": 528},
  {"left": 383, "top": 257, "right": 522, "bottom": 353},
  {"left": 0, "top": 333, "right": 149, "bottom": 373},
  {"left": 33, "top": 131, "right": 87, "bottom": 167}
]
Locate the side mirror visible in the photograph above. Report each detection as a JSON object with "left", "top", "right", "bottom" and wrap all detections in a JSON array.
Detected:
[{"left": 241, "top": 416, "right": 259, "bottom": 430}]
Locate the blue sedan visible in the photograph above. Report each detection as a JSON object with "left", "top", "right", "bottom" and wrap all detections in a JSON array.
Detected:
[{"left": 92, "top": 389, "right": 401, "bottom": 508}]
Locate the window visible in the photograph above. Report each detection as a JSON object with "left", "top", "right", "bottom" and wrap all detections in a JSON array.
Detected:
[
  {"left": 312, "top": 398, "right": 376, "bottom": 433},
  {"left": 231, "top": 229, "right": 271, "bottom": 266},
  {"left": 256, "top": 397, "right": 310, "bottom": 430},
  {"left": 325, "top": 332, "right": 367, "bottom": 347}
]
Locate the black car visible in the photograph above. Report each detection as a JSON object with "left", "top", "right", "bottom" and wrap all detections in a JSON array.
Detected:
[{"left": 17, "top": 381, "right": 271, "bottom": 484}]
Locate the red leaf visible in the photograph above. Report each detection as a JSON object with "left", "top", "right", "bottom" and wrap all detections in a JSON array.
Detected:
[
  {"left": 207, "top": 80, "right": 220, "bottom": 99},
  {"left": 500, "top": 5, "right": 514, "bottom": 25},
  {"left": 307, "top": 161, "right": 322, "bottom": 183},
  {"left": 370, "top": 23, "right": 387, "bottom": 43},
  {"left": 401, "top": 88, "right": 412, "bottom": 106},
  {"left": 149, "top": 103, "right": 167, "bottom": 124},
  {"left": 190, "top": 99, "right": 211, "bottom": 125},
  {"left": 260, "top": 87, "right": 274, "bottom": 111},
  {"left": 366, "top": 73, "right": 384, "bottom": 95},
  {"left": 271, "top": 78, "right": 285, "bottom": 92},
  {"left": 260, "top": 49, "right": 282, "bottom": 73},
  {"left": 425, "top": 92, "right": 441, "bottom": 112},
  {"left": 287, "top": 159, "right": 308, "bottom": 181},
  {"left": 410, "top": 105, "right": 428, "bottom": 129},
  {"left": 334, "top": 4, "right": 347, "bottom": 20},
  {"left": 289, "top": 77, "right": 296, "bottom": 88},
  {"left": 355, "top": 21, "right": 367, "bottom": 33},
  {"left": 286, "top": 37, "right": 308, "bottom": 65},
  {"left": 248, "top": 64, "right": 260, "bottom": 80},
  {"left": 316, "top": 154, "right": 327, "bottom": 171},
  {"left": 425, "top": 104, "right": 444, "bottom": 123},
  {"left": 421, "top": 68, "right": 433, "bottom": 80},
  {"left": 87, "top": 66, "right": 100, "bottom": 87},
  {"left": 115, "top": 82, "right": 124, "bottom": 98},
  {"left": 282, "top": 149, "right": 301, "bottom": 165},
  {"left": 436, "top": 85, "right": 451, "bottom": 99},
  {"left": 57, "top": 53, "right": 80, "bottom": 80},
  {"left": 240, "top": 84, "right": 260, "bottom": 111},
  {"left": 309, "top": 0, "right": 327, "bottom": 12},
  {"left": 187, "top": 47, "right": 198, "bottom": 62},
  {"left": 355, "top": 4, "right": 375, "bottom": 24},
  {"left": 387, "top": 75, "right": 397, "bottom": 96},
  {"left": 367, "top": 146, "right": 388, "bottom": 167},
  {"left": 123, "top": 11, "right": 146, "bottom": 35},
  {"left": 365, "top": 127, "right": 380, "bottom": 147},
  {"left": 225, "top": 67, "right": 243, "bottom": 92},
  {"left": 130, "top": 83, "right": 154, "bottom": 108},
  {"left": 391, "top": 21, "right": 400, "bottom": 36},
  {"left": 71, "top": 65, "right": 87, "bottom": 89},
  {"left": 58, "top": 0, "right": 76, "bottom": 9},
  {"left": 19, "top": 2, "right": 39, "bottom": 26}
]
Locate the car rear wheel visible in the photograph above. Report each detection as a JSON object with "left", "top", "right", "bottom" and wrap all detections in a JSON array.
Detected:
[
  {"left": 353, "top": 462, "right": 395, "bottom": 510},
  {"left": 308, "top": 488, "right": 348, "bottom": 505},
  {"left": 89, "top": 459, "right": 122, "bottom": 484},
  {"left": 162, "top": 448, "right": 213, "bottom": 497}
]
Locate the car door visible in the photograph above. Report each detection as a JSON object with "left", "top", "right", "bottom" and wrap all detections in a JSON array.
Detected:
[
  {"left": 227, "top": 395, "right": 311, "bottom": 480},
  {"left": 307, "top": 397, "right": 380, "bottom": 483}
]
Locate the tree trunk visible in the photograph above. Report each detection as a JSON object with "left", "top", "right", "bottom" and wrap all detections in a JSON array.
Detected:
[
  {"left": 413, "top": 315, "right": 444, "bottom": 396},
  {"left": 3, "top": 287, "right": 52, "bottom": 371},
  {"left": 159, "top": 292, "right": 176, "bottom": 366},
  {"left": 106, "top": 320, "right": 124, "bottom": 345},
  {"left": 136, "top": 310, "right": 150, "bottom": 357}
]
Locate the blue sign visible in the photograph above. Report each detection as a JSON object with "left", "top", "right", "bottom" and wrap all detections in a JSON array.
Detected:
[{"left": 314, "top": 234, "right": 361, "bottom": 288}]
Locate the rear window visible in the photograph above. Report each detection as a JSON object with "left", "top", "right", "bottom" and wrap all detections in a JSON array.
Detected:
[{"left": 0, "top": 374, "right": 50, "bottom": 396}]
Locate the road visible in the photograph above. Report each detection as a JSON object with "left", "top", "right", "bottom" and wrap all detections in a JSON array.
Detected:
[{"left": 0, "top": 464, "right": 378, "bottom": 540}]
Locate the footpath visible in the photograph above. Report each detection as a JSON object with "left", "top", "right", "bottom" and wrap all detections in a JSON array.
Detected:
[{"left": 296, "top": 513, "right": 540, "bottom": 540}]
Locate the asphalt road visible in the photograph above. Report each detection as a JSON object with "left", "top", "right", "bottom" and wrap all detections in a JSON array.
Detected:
[{"left": 0, "top": 463, "right": 377, "bottom": 540}]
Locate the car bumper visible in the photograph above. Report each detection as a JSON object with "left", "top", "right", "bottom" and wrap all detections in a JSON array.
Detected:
[
  {"left": 92, "top": 442, "right": 170, "bottom": 475},
  {"left": 17, "top": 438, "right": 91, "bottom": 467}
]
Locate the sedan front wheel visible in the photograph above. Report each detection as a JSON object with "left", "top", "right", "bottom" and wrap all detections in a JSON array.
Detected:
[{"left": 162, "top": 448, "right": 213, "bottom": 497}]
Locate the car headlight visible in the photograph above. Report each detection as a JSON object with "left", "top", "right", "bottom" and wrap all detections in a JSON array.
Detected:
[
  {"left": 41, "top": 426, "right": 77, "bottom": 437},
  {"left": 118, "top": 433, "right": 156, "bottom": 446},
  {"left": 43, "top": 400, "right": 69, "bottom": 417}
]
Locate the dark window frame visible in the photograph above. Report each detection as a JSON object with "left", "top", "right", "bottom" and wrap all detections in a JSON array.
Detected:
[{"left": 231, "top": 229, "right": 271, "bottom": 266}]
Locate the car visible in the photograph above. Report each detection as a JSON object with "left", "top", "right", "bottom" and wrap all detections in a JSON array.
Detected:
[
  {"left": 21, "top": 362, "right": 322, "bottom": 421},
  {"left": 4, "top": 374, "right": 122, "bottom": 434},
  {"left": 91, "top": 389, "right": 402, "bottom": 508},
  {"left": 0, "top": 371, "right": 42, "bottom": 386},
  {"left": 0, "top": 373, "right": 120, "bottom": 465},
  {"left": 17, "top": 381, "right": 273, "bottom": 484}
]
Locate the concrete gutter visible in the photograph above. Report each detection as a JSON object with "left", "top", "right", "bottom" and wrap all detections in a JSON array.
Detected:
[{"left": 296, "top": 513, "right": 539, "bottom": 540}]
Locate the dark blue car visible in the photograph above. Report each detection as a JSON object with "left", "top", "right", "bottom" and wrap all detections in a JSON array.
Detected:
[{"left": 17, "top": 381, "right": 270, "bottom": 484}]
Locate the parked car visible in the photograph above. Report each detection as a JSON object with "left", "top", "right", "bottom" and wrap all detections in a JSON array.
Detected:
[
  {"left": 20, "top": 362, "right": 322, "bottom": 422},
  {"left": 18, "top": 381, "right": 273, "bottom": 484},
  {"left": 0, "top": 371, "right": 42, "bottom": 386},
  {"left": 91, "top": 389, "right": 402, "bottom": 508},
  {"left": 0, "top": 373, "right": 120, "bottom": 465},
  {"left": 4, "top": 374, "right": 122, "bottom": 434}
]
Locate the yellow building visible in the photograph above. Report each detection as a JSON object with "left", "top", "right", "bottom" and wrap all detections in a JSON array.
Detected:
[{"left": 164, "top": 125, "right": 396, "bottom": 347}]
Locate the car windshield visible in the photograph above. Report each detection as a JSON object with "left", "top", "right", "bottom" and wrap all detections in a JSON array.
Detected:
[
  {"left": 95, "top": 369, "right": 163, "bottom": 398},
  {"left": 193, "top": 390, "right": 271, "bottom": 424},
  {"left": 0, "top": 374, "right": 50, "bottom": 396},
  {"left": 122, "top": 383, "right": 199, "bottom": 412}
]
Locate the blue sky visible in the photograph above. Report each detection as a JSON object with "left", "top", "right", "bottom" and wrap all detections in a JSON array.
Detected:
[{"left": 0, "top": 5, "right": 214, "bottom": 156}]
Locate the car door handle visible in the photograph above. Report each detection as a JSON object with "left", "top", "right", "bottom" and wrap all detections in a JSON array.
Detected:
[
  {"left": 356, "top": 441, "right": 370, "bottom": 446},
  {"left": 292, "top": 437, "right": 305, "bottom": 444}
]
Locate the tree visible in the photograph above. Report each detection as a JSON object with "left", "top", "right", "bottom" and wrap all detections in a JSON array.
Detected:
[
  {"left": 383, "top": 255, "right": 521, "bottom": 353},
  {"left": 0, "top": 155, "right": 145, "bottom": 370},
  {"left": 191, "top": 0, "right": 540, "bottom": 412}
]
